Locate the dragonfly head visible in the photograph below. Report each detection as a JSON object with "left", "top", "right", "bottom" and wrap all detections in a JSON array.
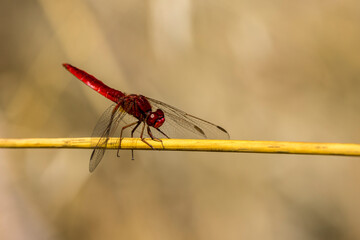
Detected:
[{"left": 147, "top": 109, "right": 165, "bottom": 128}]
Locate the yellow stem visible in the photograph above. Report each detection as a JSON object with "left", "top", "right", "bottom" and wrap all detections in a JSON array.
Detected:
[{"left": 0, "top": 138, "right": 359, "bottom": 156}]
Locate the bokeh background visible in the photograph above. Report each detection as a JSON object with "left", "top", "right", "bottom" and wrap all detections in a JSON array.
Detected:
[{"left": 1, "top": 0, "right": 360, "bottom": 239}]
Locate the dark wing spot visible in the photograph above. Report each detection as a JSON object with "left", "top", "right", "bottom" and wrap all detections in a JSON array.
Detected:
[
  {"left": 194, "top": 125, "right": 206, "bottom": 136},
  {"left": 217, "top": 125, "right": 228, "bottom": 134}
]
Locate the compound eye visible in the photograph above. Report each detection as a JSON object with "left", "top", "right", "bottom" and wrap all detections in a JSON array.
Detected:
[
  {"left": 154, "top": 117, "right": 165, "bottom": 128},
  {"left": 146, "top": 109, "right": 165, "bottom": 128},
  {"left": 155, "top": 109, "right": 164, "bottom": 118}
]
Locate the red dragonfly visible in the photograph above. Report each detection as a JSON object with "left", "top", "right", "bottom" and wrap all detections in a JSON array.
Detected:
[{"left": 63, "top": 63, "right": 229, "bottom": 172}]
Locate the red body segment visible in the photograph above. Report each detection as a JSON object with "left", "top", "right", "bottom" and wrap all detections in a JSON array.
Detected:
[
  {"left": 63, "top": 64, "right": 124, "bottom": 103},
  {"left": 121, "top": 94, "right": 152, "bottom": 120}
]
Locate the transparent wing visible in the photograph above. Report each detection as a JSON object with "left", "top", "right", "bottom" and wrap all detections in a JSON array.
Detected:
[
  {"left": 89, "top": 103, "right": 127, "bottom": 172},
  {"left": 146, "top": 97, "right": 230, "bottom": 139},
  {"left": 88, "top": 96, "right": 229, "bottom": 172}
]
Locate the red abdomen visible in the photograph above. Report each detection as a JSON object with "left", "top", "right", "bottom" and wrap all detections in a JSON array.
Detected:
[{"left": 63, "top": 64, "right": 125, "bottom": 103}]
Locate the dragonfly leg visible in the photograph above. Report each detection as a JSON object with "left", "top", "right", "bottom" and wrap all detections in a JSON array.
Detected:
[
  {"left": 155, "top": 128, "right": 170, "bottom": 139},
  {"left": 130, "top": 121, "right": 142, "bottom": 138},
  {"left": 147, "top": 126, "right": 165, "bottom": 149},
  {"left": 147, "top": 126, "right": 162, "bottom": 142},
  {"left": 129, "top": 121, "right": 142, "bottom": 160},
  {"left": 140, "top": 123, "right": 154, "bottom": 149},
  {"left": 118, "top": 121, "right": 140, "bottom": 157}
]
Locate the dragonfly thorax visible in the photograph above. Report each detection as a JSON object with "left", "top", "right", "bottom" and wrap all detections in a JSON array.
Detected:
[{"left": 121, "top": 94, "right": 164, "bottom": 128}]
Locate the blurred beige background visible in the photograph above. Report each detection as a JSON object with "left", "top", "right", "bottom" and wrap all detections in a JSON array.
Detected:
[{"left": 1, "top": 0, "right": 360, "bottom": 239}]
